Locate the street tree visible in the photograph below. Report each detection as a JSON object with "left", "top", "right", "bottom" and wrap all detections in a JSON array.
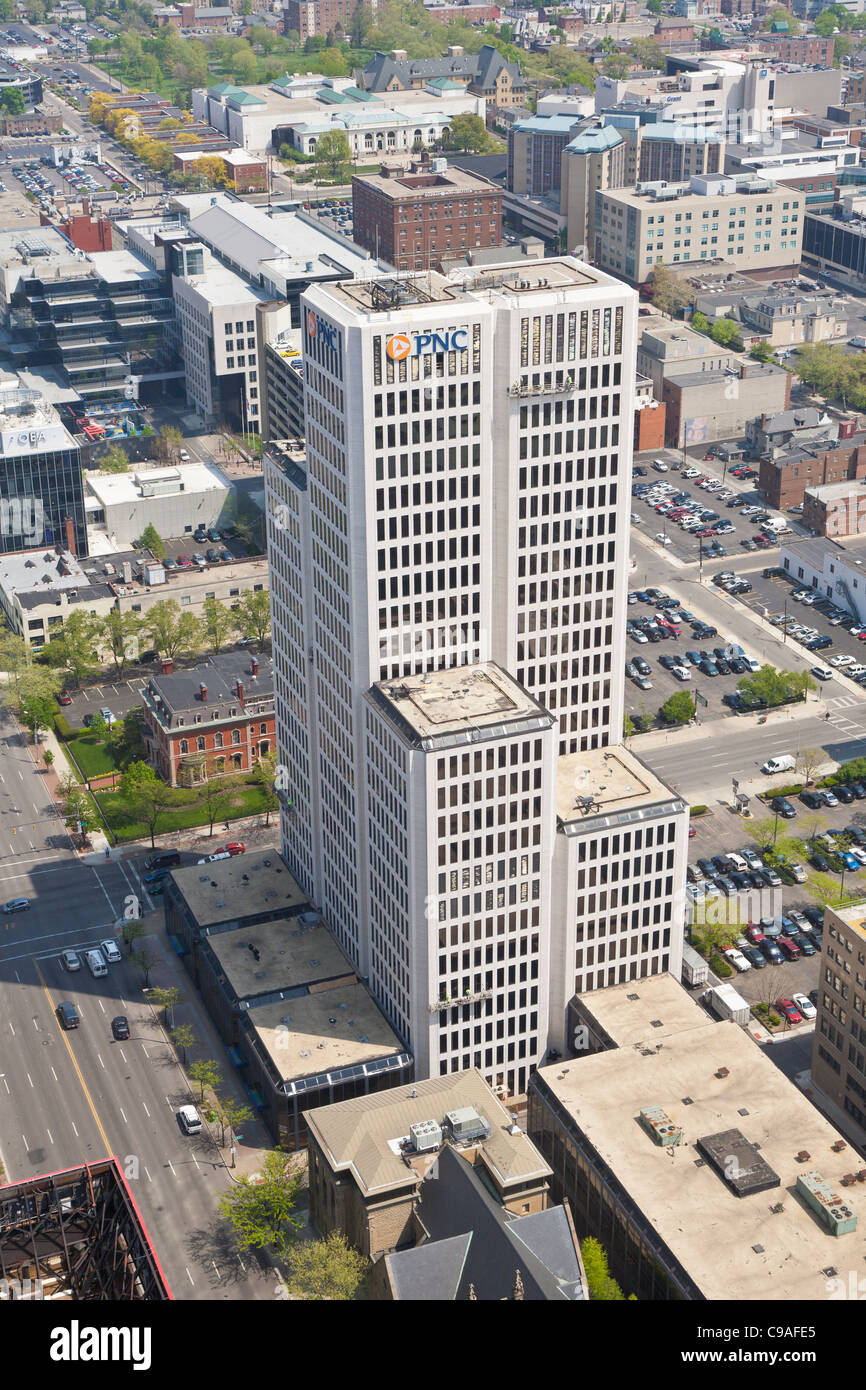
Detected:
[
  {"left": 660, "top": 691, "right": 695, "bottom": 726},
  {"left": 220, "top": 1094, "right": 254, "bottom": 1148},
  {"left": 189, "top": 1058, "right": 221, "bottom": 1103},
  {"left": 99, "top": 443, "right": 129, "bottom": 473},
  {"left": 253, "top": 751, "right": 279, "bottom": 827},
  {"left": 233, "top": 589, "right": 271, "bottom": 645},
  {"left": 738, "top": 664, "right": 814, "bottom": 708},
  {"left": 186, "top": 759, "right": 233, "bottom": 833},
  {"left": 135, "top": 947, "right": 158, "bottom": 988},
  {"left": 748, "top": 816, "right": 781, "bottom": 855},
  {"left": 156, "top": 425, "right": 183, "bottom": 463},
  {"left": 150, "top": 985, "right": 182, "bottom": 1029},
  {"left": 285, "top": 1231, "right": 369, "bottom": 1301},
  {"left": 19, "top": 696, "right": 56, "bottom": 745},
  {"left": 42, "top": 611, "right": 101, "bottom": 687},
  {"left": 122, "top": 919, "right": 145, "bottom": 955},
  {"left": 143, "top": 599, "right": 201, "bottom": 660},
  {"left": 202, "top": 596, "right": 234, "bottom": 653},
  {"left": 43, "top": 748, "right": 54, "bottom": 771},
  {"left": 650, "top": 264, "right": 691, "bottom": 317},
  {"left": 797, "top": 747, "right": 826, "bottom": 786},
  {"left": 443, "top": 113, "right": 489, "bottom": 152},
  {"left": 169, "top": 1023, "right": 196, "bottom": 1064},
  {"left": 120, "top": 761, "right": 177, "bottom": 848},
  {"left": 57, "top": 773, "right": 93, "bottom": 835},
  {"left": 218, "top": 1149, "right": 305, "bottom": 1257}
]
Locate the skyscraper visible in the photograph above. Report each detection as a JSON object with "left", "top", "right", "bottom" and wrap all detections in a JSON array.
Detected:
[{"left": 265, "top": 259, "right": 688, "bottom": 1099}]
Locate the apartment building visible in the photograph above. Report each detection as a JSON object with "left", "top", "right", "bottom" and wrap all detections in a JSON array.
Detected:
[
  {"left": 508, "top": 115, "right": 579, "bottom": 198},
  {"left": 264, "top": 261, "right": 689, "bottom": 1101},
  {"left": 593, "top": 175, "right": 804, "bottom": 288},
  {"left": 282, "top": 0, "right": 376, "bottom": 40},
  {"left": 352, "top": 155, "right": 503, "bottom": 271},
  {"left": 811, "top": 904, "right": 866, "bottom": 1145}
]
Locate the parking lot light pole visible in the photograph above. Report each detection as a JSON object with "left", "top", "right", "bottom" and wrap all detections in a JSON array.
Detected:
[{"left": 772, "top": 807, "right": 780, "bottom": 847}]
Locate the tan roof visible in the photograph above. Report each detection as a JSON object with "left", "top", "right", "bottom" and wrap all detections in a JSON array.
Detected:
[{"left": 306, "top": 1071, "right": 551, "bottom": 1196}]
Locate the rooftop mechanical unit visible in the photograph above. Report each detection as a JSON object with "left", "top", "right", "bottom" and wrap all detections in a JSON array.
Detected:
[
  {"left": 639, "top": 1105, "right": 683, "bottom": 1147},
  {"left": 796, "top": 1171, "right": 858, "bottom": 1236},
  {"left": 409, "top": 1119, "right": 442, "bottom": 1153},
  {"left": 444, "top": 1106, "right": 490, "bottom": 1145}
]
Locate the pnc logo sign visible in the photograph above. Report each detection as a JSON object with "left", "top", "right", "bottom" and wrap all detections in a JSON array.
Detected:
[
  {"left": 306, "top": 310, "right": 338, "bottom": 351},
  {"left": 386, "top": 329, "right": 469, "bottom": 360}
]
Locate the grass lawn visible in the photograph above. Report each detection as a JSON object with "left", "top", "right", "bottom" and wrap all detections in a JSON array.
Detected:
[
  {"left": 64, "top": 733, "right": 122, "bottom": 781},
  {"left": 95, "top": 775, "right": 274, "bottom": 843}
]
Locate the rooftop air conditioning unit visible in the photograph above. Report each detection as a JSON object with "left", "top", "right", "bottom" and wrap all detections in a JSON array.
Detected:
[{"left": 409, "top": 1119, "right": 442, "bottom": 1153}]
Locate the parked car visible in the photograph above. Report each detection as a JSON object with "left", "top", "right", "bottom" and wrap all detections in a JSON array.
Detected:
[
  {"left": 770, "top": 797, "right": 796, "bottom": 819},
  {"left": 723, "top": 947, "right": 751, "bottom": 973},
  {"left": 100, "top": 939, "right": 122, "bottom": 963},
  {"left": 61, "top": 950, "right": 81, "bottom": 971},
  {"left": 792, "top": 992, "right": 817, "bottom": 1021},
  {"left": 775, "top": 997, "right": 803, "bottom": 1025}
]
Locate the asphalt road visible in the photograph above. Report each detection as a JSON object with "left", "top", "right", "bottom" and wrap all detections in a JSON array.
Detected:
[{"left": 0, "top": 702, "right": 272, "bottom": 1299}]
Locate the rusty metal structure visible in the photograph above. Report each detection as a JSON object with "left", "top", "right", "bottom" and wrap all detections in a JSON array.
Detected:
[{"left": 0, "top": 1159, "right": 172, "bottom": 1300}]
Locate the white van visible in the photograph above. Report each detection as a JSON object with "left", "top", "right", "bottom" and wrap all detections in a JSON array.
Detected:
[
  {"left": 178, "top": 1105, "right": 202, "bottom": 1135},
  {"left": 86, "top": 948, "right": 108, "bottom": 978},
  {"left": 761, "top": 754, "right": 796, "bottom": 775}
]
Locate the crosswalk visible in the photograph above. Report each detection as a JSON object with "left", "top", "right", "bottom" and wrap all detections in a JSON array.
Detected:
[{"left": 825, "top": 695, "right": 866, "bottom": 738}]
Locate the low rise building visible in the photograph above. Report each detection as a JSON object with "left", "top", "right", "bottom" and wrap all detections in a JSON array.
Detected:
[
  {"left": 803, "top": 479, "right": 866, "bottom": 538},
  {"left": 142, "top": 649, "right": 275, "bottom": 785},
  {"left": 634, "top": 372, "right": 666, "bottom": 451},
  {"left": 654, "top": 16, "right": 694, "bottom": 40},
  {"left": 594, "top": 174, "right": 804, "bottom": 289},
  {"left": 83, "top": 460, "right": 229, "bottom": 548},
  {"left": 305, "top": 1069, "right": 585, "bottom": 1301},
  {"left": 780, "top": 533, "right": 866, "bottom": 620},
  {"left": 662, "top": 360, "right": 791, "bottom": 449},
  {"left": 635, "top": 313, "right": 739, "bottom": 399},
  {"left": 162, "top": 847, "right": 412, "bottom": 1148},
  {"left": 758, "top": 32, "right": 835, "bottom": 64},
  {"left": 691, "top": 285, "right": 848, "bottom": 348},
  {"left": 352, "top": 155, "right": 503, "bottom": 271},
  {"left": 281, "top": 0, "right": 379, "bottom": 40},
  {"left": 758, "top": 428, "right": 866, "bottom": 510},
  {"left": 172, "top": 148, "right": 268, "bottom": 192},
  {"left": 528, "top": 973, "right": 861, "bottom": 1301},
  {"left": 357, "top": 44, "right": 526, "bottom": 109}
]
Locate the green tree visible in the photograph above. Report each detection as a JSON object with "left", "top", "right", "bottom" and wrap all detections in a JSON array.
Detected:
[
  {"left": 143, "top": 598, "right": 201, "bottom": 660},
  {"left": 660, "top": 691, "right": 695, "bottom": 725},
  {"left": 0, "top": 88, "right": 25, "bottom": 115},
  {"left": 444, "top": 112, "right": 489, "bottom": 152},
  {"left": 11, "top": 663, "right": 63, "bottom": 708},
  {"left": 738, "top": 664, "right": 815, "bottom": 707},
  {"left": 219, "top": 1094, "right": 254, "bottom": 1149},
  {"left": 629, "top": 38, "right": 666, "bottom": 69},
  {"left": 169, "top": 1023, "right": 195, "bottom": 1064},
  {"left": 120, "top": 760, "right": 176, "bottom": 848},
  {"left": 218, "top": 1149, "right": 305, "bottom": 1258},
  {"left": 99, "top": 442, "right": 129, "bottom": 473},
  {"left": 763, "top": 5, "right": 800, "bottom": 32},
  {"left": 650, "top": 264, "right": 691, "bottom": 317},
  {"left": 57, "top": 772, "right": 92, "bottom": 835},
  {"left": 202, "top": 596, "right": 234, "bottom": 653},
  {"left": 750, "top": 338, "right": 773, "bottom": 361},
  {"left": 623, "top": 713, "right": 636, "bottom": 738},
  {"left": 19, "top": 695, "right": 56, "bottom": 745},
  {"left": 646, "top": 0, "right": 662, "bottom": 11},
  {"left": 140, "top": 522, "right": 166, "bottom": 560},
  {"left": 285, "top": 1231, "right": 369, "bottom": 1301},
  {"left": 156, "top": 424, "right": 183, "bottom": 463},
  {"left": 135, "top": 946, "right": 158, "bottom": 988},
  {"left": 184, "top": 757, "right": 233, "bottom": 832},
  {"left": 601, "top": 54, "right": 632, "bottom": 80},
  {"left": 253, "top": 751, "right": 279, "bottom": 827},
  {"left": 710, "top": 317, "right": 741, "bottom": 348},
  {"left": 314, "top": 129, "right": 351, "bottom": 177},
  {"left": 814, "top": 9, "right": 839, "bottom": 37},
  {"left": 98, "top": 610, "right": 141, "bottom": 680},
  {"left": 189, "top": 1057, "right": 221, "bottom": 1102},
  {"left": 797, "top": 747, "right": 826, "bottom": 786},
  {"left": 233, "top": 589, "right": 271, "bottom": 645},
  {"left": 122, "top": 919, "right": 145, "bottom": 955},
  {"left": 43, "top": 748, "right": 54, "bottom": 771},
  {"left": 691, "top": 311, "right": 710, "bottom": 334},
  {"left": 150, "top": 984, "right": 182, "bottom": 1029},
  {"left": 581, "top": 1236, "right": 627, "bottom": 1300},
  {"left": 44, "top": 616, "right": 103, "bottom": 687}
]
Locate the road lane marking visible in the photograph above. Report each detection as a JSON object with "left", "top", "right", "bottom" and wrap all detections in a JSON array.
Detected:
[
  {"left": 185, "top": 1267, "right": 194, "bottom": 1286},
  {"left": 192, "top": 1153, "right": 201, "bottom": 1170},
  {"left": 119, "top": 1106, "right": 127, "bottom": 1123},
  {"left": 119, "top": 1047, "right": 127, "bottom": 1062},
  {"left": 167, "top": 1159, "right": 176, "bottom": 1176},
  {"left": 26, "top": 1073, "right": 33, "bottom": 1088},
  {"left": 32, "top": 961, "right": 111, "bottom": 1156},
  {"left": 144, "top": 1165, "right": 151, "bottom": 1181},
  {"left": 8, "top": 1021, "right": 14, "bottom": 1036},
  {"left": 96, "top": 1052, "right": 105, "bottom": 1069},
  {"left": 212, "top": 1261, "right": 220, "bottom": 1279},
  {"left": 90, "top": 869, "right": 116, "bottom": 916},
  {"left": 98, "top": 999, "right": 105, "bottom": 1014},
  {"left": 22, "top": 1133, "right": 28, "bottom": 1148},
  {"left": 46, "top": 1129, "right": 53, "bottom": 1144},
  {"left": 142, "top": 1100, "right": 150, "bottom": 1117},
  {"left": 51, "top": 1066, "right": 57, "bottom": 1080},
  {"left": 71, "top": 1120, "right": 78, "bottom": 1136}
]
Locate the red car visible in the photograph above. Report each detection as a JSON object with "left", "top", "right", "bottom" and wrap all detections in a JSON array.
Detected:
[
  {"left": 775, "top": 997, "right": 803, "bottom": 1025},
  {"left": 223, "top": 842, "right": 246, "bottom": 856},
  {"left": 58, "top": 691, "right": 72, "bottom": 706},
  {"left": 746, "top": 925, "right": 766, "bottom": 944},
  {"left": 176, "top": 555, "right": 192, "bottom": 568},
  {"left": 688, "top": 826, "right": 697, "bottom": 838}
]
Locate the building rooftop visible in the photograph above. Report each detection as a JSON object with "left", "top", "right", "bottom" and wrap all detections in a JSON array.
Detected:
[
  {"left": 352, "top": 158, "right": 502, "bottom": 201},
  {"left": 535, "top": 976, "right": 863, "bottom": 1300},
  {"left": 249, "top": 984, "right": 404, "bottom": 1084},
  {"left": 665, "top": 362, "right": 787, "bottom": 390},
  {"left": 205, "top": 917, "right": 354, "bottom": 1003},
  {"left": 168, "top": 848, "right": 308, "bottom": 929},
  {"left": 804, "top": 479, "right": 866, "bottom": 503},
  {"left": 144, "top": 649, "right": 274, "bottom": 725},
  {"left": 555, "top": 745, "right": 683, "bottom": 831},
  {"left": 306, "top": 1070, "right": 551, "bottom": 1198},
  {"left": 83, "top": 460, "right": 228, "bottom": 508},
  {"left": 370, "top": 662, "right": 552, "bottom": 749}
]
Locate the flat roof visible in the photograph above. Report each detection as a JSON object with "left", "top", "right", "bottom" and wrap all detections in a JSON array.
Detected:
[
  {"left": 535, "top": 977, "right": 862, "bottom": 1300},
  {"left": 306, "top": 1070, "right": 551, "bottom": 1196},
  {"left": 371, "top": 662, "right": 549, "bottom": 745},
  {"left": 249, "top": 983, "right": 404, "bottom": 1084},
  {"left": 352, "top": 161, "right": 501, "bottom": 200},
  {"left": 206, "top": 917, "right": 354, "bottom": 1002},
  {"left": 84, "top": 460, "right": 228, "bottom": 506},
  {"left": 169, "top": 848, "right": 308, "bottom": 928},
  {"left": 555, "top": 745, "right": 682, "bottom": 828},
  {"left": 574, "top": 970, "right": 711, "bottom": 1046}
]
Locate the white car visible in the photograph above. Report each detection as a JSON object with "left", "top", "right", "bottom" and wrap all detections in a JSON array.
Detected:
[
  {"left": 652, "top": 459, "right": 669, "bottom": 472},
  {"left": 792, "top": 992, "right": 817, "bottom": 1022},
  {"left": 788, "top": 863, "right": 808, "bottom": 884},
  {"left": 811, "top": 665, "right": 834, "bottom": 682},
  {"left": 723, "top": 947, "right": 751, "bottom": 973},
  {"left": 197, "top": 850, "right": 232, "bottom": 864},
  {"left": 682, "top": 468, "right": 700, "bottom": 478},
  {"left": 630, "top": 513, "right": 643, "bottom": 524},
  {"left": 655, "top": 533, "right": 672, "bottom": 546},
  {"left": 849, "top": 664, "right": 866, "bottom": 678},
  {"left": 741, "top": 849, "right": 762, "bottom": 870},
  {"left": 831, "top": 653, "right": 854, "bottom": 667},
  {"left": 671, "top": 666, "right": 691, "bottom": 681},
  {"left": 100, "top": 939, "right": 122, "bottom": 964},
  {"left": 849, "top": 844, "right": 866, "bottom": 867}
]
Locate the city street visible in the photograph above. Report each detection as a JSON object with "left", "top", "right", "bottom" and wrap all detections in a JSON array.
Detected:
[{"left": 0, "top": 701, "right": 274, "bottom": 1300}]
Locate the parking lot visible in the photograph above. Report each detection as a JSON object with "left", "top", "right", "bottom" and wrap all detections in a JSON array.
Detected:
[{"left": 728, "top": 566, "right": 866, "bottom": 689}]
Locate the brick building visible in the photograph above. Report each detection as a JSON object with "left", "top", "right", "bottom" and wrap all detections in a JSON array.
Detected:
[
  {"left": 351, "top": 155, "right": 503, "bottom": 271},
  {"left": 634, "top": 374, "right": 666, "bottom": 452},
  {"left": 141, "top": 650, "right": 275, "bottom": 787},
  {"left": 802, "top": 479, "right": 866, "bottom": 538},
  {"left": 52, "top": 199, "right": 112, "bottom": 252},
  {"left": 173, "top": 147, "right": 267, "bottom": 191},
  {"left": 662, "top": 361, "right": 791, "bottom": 450},
  {"left": 283, "top": 0, "right": 373, "bottom": 40},
  {"left": 758, "top": 33, "right": 834, "bottom": 65},
  {"left": 654, "top": 16, "right": 695, "bottom": 41},
  {"left": 759, "top": 430, "right": 866, "bottom": 510}
]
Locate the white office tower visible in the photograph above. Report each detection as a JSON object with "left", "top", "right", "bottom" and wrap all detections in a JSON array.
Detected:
[{"left": 265, "top": 259, "right": 688, "bottom": 1098}]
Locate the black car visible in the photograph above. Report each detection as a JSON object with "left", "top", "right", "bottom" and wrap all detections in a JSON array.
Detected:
[
  {"left": 57, "top": 1001, "right": 79, "bottom": 1030},
  {"left": 803, "top": 906, "right": 824, "bottom": 930},
  {"left": 659, "top": 654, "right": 677, "bottom": 669},
  {"left": 144, "top": 849, "right": 180, "bottom": 870},
  {"left": 111, "top": 1015, "right": 130, "bottom": 1041},
  {"left": 836, "top": 784, "right": 855, "bottom": 804},
  {"left": 715, "top": 658, "right": 731, "bottom": 675},
  {"left": 845, "top": 824, "right": 866, "bottom": 844},
  {"left": 722, "top": 693, "right": 743, "bottom": 710},
  {"left": 693, "top": 624, "right": 718, "bottom": 639},
  {"left": 729, "top": 871, "right": 751, "bottom": 890},
  {"left": 711, "top": 855, "right": 729, "bottom": 874},
  {"left": 810, "top": 851, "right": 831, "bottom": 872},
  {"left": 634, "top": 658, "right": 651, "bottom": 676},
  {"left": 633, "top": 465, "right": 647, "bottom": 476},
  {"left": 746, "top": 870, "right": 765, "bottom": 889},
  {"left": 205, "top": 548, "right": 222, "bottom": 562},
  {"left": 697, "top": 857, "right": 715, "bottom": 877},
  {"left": 850, "top": 782, "right": 866, "bottom": 800},
  {"left": 699, "top": 660, "right": 719, "bottom": 676},
  {"left": 193, "top": 529, "right": 208, "bottom": 543},
  {"left": 770, "top": 797, "right": 796, "bottom": 818},
  {"left": 743, "top": 946, "right": 767, "bottom": 970},
  {"left": 800, "top": 790, "right": 824, "bottom": 809}
]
